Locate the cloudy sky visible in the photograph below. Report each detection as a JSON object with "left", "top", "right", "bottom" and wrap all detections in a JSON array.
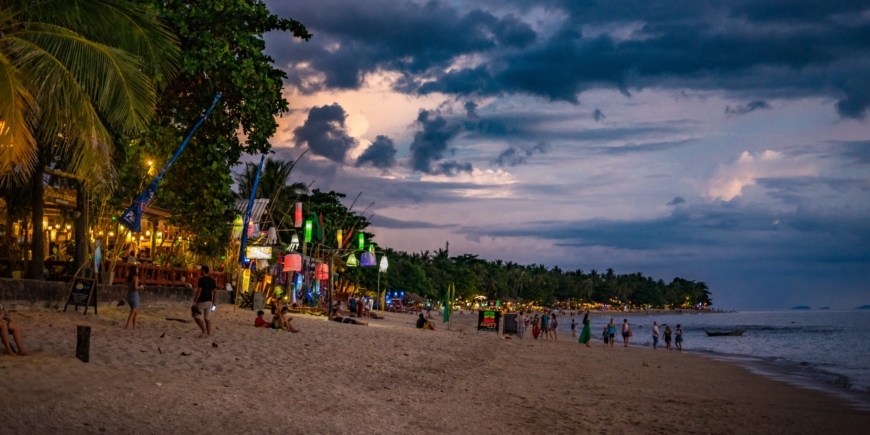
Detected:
[{"left": 254, "top": 0, "right": 869, "bottom": 309}]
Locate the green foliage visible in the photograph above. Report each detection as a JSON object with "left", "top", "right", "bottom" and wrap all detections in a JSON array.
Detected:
[{"left": 111, "top": 0, "right": 310, "bottom": 257}]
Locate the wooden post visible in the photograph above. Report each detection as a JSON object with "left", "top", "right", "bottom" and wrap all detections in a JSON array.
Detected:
[
  {"left": 327, "top": 254, "right": 334, "bottom": 318},
  {"left": 76, "top": 325, "right": 91, "bottom": 363}
]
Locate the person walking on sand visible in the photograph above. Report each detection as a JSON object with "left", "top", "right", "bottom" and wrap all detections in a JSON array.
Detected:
[
  {"left": 652, "top": 321, "right": 660, "bottom": 350},
  {"left": 664, "top": 326, "right": 673, "bottom": 351},
  {"left": 191, "top": 265, "right": 217, "bottom": 338},
  {"left": 0, "top": 305, "right": 27, "bottom": 356},
  {"left": 675, "top": 324, "right": 683, "bottom": 352},
  {"left": 607, "top": 319, "right": 616, "bottom": 347},
  {"left": 124, "top": 265, "right": 143, "bottom": 331},
  {"left": 578, "top": 310, "right": 592, "bottom": 347},
  {"left": 517, "top": 311, "right": 526, "bottom": 339},
  {"left": 571, "top": 318, "right": 577, "bottom": 337},
  {"left": 622, "top": 319, "right": 631, "bottom": 347}
]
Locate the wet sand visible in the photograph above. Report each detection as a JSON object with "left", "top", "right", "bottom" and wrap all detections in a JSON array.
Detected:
[{"left": 0, "top": 305, "right": 867, "bottom": 434}]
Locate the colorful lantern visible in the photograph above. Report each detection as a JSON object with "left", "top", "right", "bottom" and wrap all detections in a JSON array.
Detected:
[
  {"left": 379, "top": 256, "right": 388, "bottom": 272},
  {"left": 304, "top": 220, "right": 312, "bottom": 243},
  {"left": 346, "top": 253, "right": 358, "bottom": 267},
  {"left": 232, "top": 216, "right": 243, "bottom": 240},
  {"left": 295, "top": 203, "right": 303, "bottom": 228},
  {"left": 314, "top": 263, "right": 329, "bottom": 280},
  {"left": 358, "top": 232, "right": 364, "bottom": 250},
  {"left": 289, "top": 233, "right": 299, "bottom": 251},
  {"left": 360, "top": 251, "right": 376, "bottom": 267},
  {"left": 337, "top": 229, "right": 343, "bottom": 248},
  {"left": 283, "top": 253, "right": 302, "bottom": 272}
]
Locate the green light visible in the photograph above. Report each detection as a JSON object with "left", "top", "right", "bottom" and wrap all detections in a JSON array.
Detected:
[
  {"left": 358, "top": 232, "right": 364, "bottom": 250},
  {"left": 304, "top": 220, "right": 312, "bottom": 243},
  {"left": 111, "top": 216, "right": 116, "bottom": 221},
  {"left": 346, "top": 253, "right": 358, "bottom": 267}
]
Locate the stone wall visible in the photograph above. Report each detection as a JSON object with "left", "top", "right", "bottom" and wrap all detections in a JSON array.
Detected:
[{"left": 0, "top": 278, "right": 231, "bottom": 308}]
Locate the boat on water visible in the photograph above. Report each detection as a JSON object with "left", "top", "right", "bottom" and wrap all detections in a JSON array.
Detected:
[{"left": 703, "top": 328, "right": 747, "bottom": 337}]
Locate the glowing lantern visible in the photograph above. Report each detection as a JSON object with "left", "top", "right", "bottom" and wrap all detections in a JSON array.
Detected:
[
  {"left": 289, "top": 233, "right": 300, "bottom": 251},
  {"left": 232, "top": 216, "right": 243, "bottom": 240},
  {"left": 379, "top": 256, "right": 389, "bottom": 272},
  {"left": 295, "top": 203, "right": 303, "bottom": 228},
  {"left": 304, "top": 220, "right": 312, "bottom": 243},
  {"left": 315, "top": 263, "right": 329, "bottom": 280},
  {"left": 346, "top": 253, "right": 358, "bottom": 267},
  {"left": 337, "top": 229, "right": 343, "bottom": 248},
  {"left": 360, "top": 251, "right": 376, "bottom": 267},
  {"left": 283, "top": 253, "right": 302, "bottom": 272},
  {"left": 358, "top": 233, "right": 364, "bottom": 250}
]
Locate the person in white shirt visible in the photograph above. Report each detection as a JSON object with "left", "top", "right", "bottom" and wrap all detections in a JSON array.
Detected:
[
  {"left": 622, "top": 319, "right": 631, "bottom": 347},
  {"left": 516, "top": 312, "right": 526, "bottom": 339},
  {"left": 652, "top": 321, "right": 660, "bottom": 349}
]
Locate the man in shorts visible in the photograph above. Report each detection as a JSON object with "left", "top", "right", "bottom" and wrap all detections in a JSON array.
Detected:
[
  {"left": 192, "top": 266, "right": 217, "bottom": 338},
  {"left": 652, "top": 321, "right": 660, "bottom": 349}
]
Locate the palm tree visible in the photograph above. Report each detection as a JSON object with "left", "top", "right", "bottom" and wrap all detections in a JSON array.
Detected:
[
  {"left": 235, "top": 157, "right": 307, "bottom": 201},
  {"left": 0, "top": 0, "right": 179, "bottom": 278}
]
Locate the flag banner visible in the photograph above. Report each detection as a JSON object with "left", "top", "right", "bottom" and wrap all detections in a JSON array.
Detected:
[
  {"left": 119, "top": 94, "right": 222, "bottom": 232},
  {"left": 443, "top": 282, "right": 454, "bottom": 323},
  {"left": 239, "top": 155, "right": 266, "bottom": 264}
]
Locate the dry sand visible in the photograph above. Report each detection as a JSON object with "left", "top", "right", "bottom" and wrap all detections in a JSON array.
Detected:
[{"left": 0, "top": 305, "right": 867, "bottom": 434}]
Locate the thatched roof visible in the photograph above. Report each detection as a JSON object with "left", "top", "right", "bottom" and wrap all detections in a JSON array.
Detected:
[{"left": 402, "top": 292, "right": 427, "bottom": 303}]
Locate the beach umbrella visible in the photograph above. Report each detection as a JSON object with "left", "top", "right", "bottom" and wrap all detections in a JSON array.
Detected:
[
  {"left": 283, "top": 253, "right": 302, "bottom": 272},
  {"left": 346, "top": 253, "right": 358, "bottom": 267}
]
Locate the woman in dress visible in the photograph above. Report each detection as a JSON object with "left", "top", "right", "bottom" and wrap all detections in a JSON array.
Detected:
[
  {"left": 531, "top": 314, "right": 541, "bottom": 339},
  {"left": 578, "top": 310, "right": 592, "bottom": 347},
  {"left": 124, "top": 265, "right": 142, "bottom": 330},
  {"left": 664, "top": 326, "right": 673, "bottom": 351}
]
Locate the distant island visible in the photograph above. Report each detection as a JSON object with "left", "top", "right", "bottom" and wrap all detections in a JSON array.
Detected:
[
  {"left": 791, "top": 306, "right": 811, "bottom": 310},
  {"left": 819, "top": 307, "right": 830, "bottom": 310},
  {"left": 857, "top": 305, "right": 870, "bottom": 310}
]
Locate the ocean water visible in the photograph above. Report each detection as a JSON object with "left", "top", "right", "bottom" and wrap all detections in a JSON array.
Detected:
[{"left": 559, "top": 310, "right": 870, "bottom": 408}]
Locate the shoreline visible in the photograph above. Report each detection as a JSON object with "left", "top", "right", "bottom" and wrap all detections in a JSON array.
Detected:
[{"left": 1, "top": 305, "right": 868, "bottom": 434}]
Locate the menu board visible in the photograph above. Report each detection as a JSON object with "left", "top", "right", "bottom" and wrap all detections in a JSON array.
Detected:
[
  {"left": 503, "top": 313, "right": 518, "bottom": 334},
  {"left": 64, "top": 277, "right": 98, "bottom": 315}
]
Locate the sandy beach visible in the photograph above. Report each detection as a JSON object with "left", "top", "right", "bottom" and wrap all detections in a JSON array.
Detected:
[{"left": 1, "top": 305, "right": 867, "bottom": 435}]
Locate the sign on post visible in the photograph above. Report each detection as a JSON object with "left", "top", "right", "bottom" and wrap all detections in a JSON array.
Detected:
[
  {"left": 503, "top": 313, "right": 518, "bottom": 334},
  {"left": 64, "top": 277, "right": 98, "bottom": 315},
  {"left": 477, "top": 310, "right": 501, "bottom": 333}
]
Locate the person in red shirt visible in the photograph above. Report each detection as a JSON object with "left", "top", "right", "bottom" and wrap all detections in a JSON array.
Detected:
[{"left": 254, "top": 310, "right": 270, "bottom": 328}]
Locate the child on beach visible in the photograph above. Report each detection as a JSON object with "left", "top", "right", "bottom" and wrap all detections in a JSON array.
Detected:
[
  {"left": 254, "top": 310, "right": 270, "bottom": 328},
  {"left": 664, "top": 326, "right": 673, "bottom": 351},
  {"left": 571, "top": 319, "right": 576, "bottom": 337},
  {"left": 602, "top": 325, "right": 609, "bottom": 346}
]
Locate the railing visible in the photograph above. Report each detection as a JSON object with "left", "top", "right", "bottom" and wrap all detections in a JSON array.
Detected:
[{"left": 111, "top": 262, "right": 227, "bottom": 288}]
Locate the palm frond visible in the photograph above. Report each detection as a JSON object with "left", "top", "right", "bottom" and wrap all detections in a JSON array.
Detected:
[
  {"left": 15, "top": 0, "right": 179, "bottom": 86},
  {"left": 0, "top": 50, "right": 38, "bottom": 184}
]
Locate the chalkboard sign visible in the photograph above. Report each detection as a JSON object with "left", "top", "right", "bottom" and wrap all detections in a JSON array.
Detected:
[
  {"left": 477, "top": 310, "right": 501, "bottom": 333},
  {"left": 64, "top": 277, "right": 98, "bottom": 315},
  {"left": 503, "top": 313, "right": 518, "bottom": 334}
]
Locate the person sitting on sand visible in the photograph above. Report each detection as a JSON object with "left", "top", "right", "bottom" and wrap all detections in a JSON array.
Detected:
[
  {"left": 0, "top": 305, "right": 27, "bottom": 356},
  {"left": 332, "top": 309, "right": 368, "bottom": 326},
  {"left": 277, "top": 307, "right": 300, "bottom": 333},
  {"left": 416, "top": 313, "right": 436, "bottom": 330},
  {"left": 254, "top": 310, "right": 271, "bottom": 328}
]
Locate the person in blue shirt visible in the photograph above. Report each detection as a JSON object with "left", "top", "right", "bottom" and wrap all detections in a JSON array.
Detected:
[
  {"left": 607, "top": 318, "right": 617, "bottom": 348},
  {"left": 540, "top": 311, "right": 551, "bottom": 341}
]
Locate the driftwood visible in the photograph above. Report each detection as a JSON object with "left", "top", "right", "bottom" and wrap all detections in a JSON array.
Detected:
[{"left": 165, "top": 317, "right": 191, "bottom": 324}]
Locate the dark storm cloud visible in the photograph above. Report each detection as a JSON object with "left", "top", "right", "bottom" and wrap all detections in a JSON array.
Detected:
[
  {"left": 593, "top": 108, "right": 606, "bottom": 122},
  {"left": 293, "top": 103, "right": 356, "bottom": 163},
  {"left": 355, "top": 135, "right": 397, "bottom": 169},
  {"left": 370, "top": 215, "right": 457, "bottom": 229},
  {"left": 408, "top": 110, "right": 470, "bottom": 175},
  {"left": 268, "top": 0, "right": 870, "bottom": 118},
  {"left": 267, "top": 0, "right": 535, "bottom": 92},
  {"left": 667, "top": 196, "right": 686, "bottom": 205},
  {"left": 494, "top": 141, "right": 548, "bottom": 166},
  {"left": 464, "top": 101, "right": 478, "bottom": 119},
  {"left": 833, "top": 140, "right": 870, "bottom": 164},
  {"left": 725, "top": 100, "right": 771, "bottom": 116},
  {"left": 598, "top": 139, "right": 696, "bottom": 155}
]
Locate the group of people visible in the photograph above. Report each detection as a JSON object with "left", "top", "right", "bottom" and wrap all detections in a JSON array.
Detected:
[
  {"left": 651, "top": 321, "right": 683, "bottom": 351},
  {"left": 346, "top": 296, "right": 373, "bottom": 318},
  {"left": 254, "top": 300, "right": 301, "bottom": 332},
  {"left": 515, "top": 310, "right": 560, "bottom": 341}
]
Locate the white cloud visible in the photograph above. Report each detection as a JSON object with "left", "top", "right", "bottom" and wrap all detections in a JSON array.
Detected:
[{"left": 706, "top": 150, "right": 816, "bottom": 200}]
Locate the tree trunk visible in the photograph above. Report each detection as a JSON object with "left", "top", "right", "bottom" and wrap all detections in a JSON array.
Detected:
[
  {"left": 28, "top": 162, "right": 45, "bottom": 280},
  {"left": 74, "top": 184, "right": 88, "bottom": 274}
]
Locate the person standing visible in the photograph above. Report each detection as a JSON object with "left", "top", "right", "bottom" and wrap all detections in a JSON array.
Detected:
[
  {"left": 540, "top": 311, "right": 551, "bottom": 341},
  {"left": 675, "top": 324, "right": 683, "bottom": 352},
  {"left": 602, "top": 325, "right": 609, "bottom": 347},
  {"left": 516, "top": 311, "right": 526, "bottom": 340},
  {"left": 124, "top": 265, "right": 143, "bottom": 330},
  {"left": 366, "top": 297, "right": 373, "bottom": 318},
  {"left": 652, "top": 321, "right": 660, "bottom": 350},
  {"left": 622, "top": 319, "right": 631, "bottom": 347},
  {"left": 551, "top": 311, "right": 559, "bottom": 341},
  {"left": 191, "top": 266, "right": 217, "bottom": 338},
  {"left": 348, "top": 296, "right": 357, "bottom": 317},
  {"left": 531, "top": 314, "right": 541, "bottom": 339},
  {"left": 664, "top": 326, "right": 673, "bottom": 351},
  {"left": 570, "top": 318, "right": 577, "bottom": 337},
  {"left": 578, "top": 310, "right": 592, "bottom": 347},
  {"left": 607, "top": 319, "right": 616, "bottom": 347}
]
